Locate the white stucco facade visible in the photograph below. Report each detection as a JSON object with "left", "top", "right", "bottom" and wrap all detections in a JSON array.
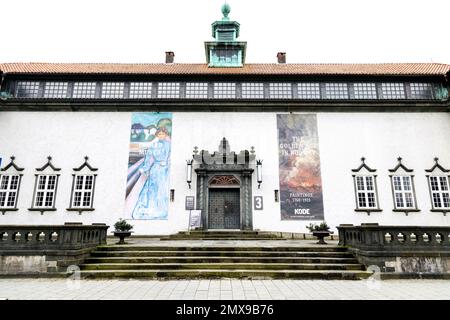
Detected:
[{"left": 0, "top": 111, "right": 449, "bottom": 235}]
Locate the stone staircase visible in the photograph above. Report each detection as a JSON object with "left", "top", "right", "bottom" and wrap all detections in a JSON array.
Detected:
[{"left": 78, "top": 232, "right": 371, "bottom": 280}]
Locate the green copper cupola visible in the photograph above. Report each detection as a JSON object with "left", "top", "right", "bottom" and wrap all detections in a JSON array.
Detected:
[{"left": 205, "top": 3, "right": 247, "bottom": 67}]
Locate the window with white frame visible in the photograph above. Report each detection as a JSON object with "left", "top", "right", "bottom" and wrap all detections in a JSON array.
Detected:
[
  {"left": 425, "top": 158, "right": 450, "bottom": 212},
  {"left": 70, "top": 175, "right": 96, "bottom": 209},
  {"left": 32, "top": 175, "right": 58, "bottom": 209},
  {"left": 429, "top": 176, "right": 450, "bottom": 209},
  {"left": 354, "top": 176, "right": 378, "bottom": 209},
  {"left": 388, "top": 158, "right": 418, "bottom": 211},
  {"left": 0, "top": 175, "right": 21, "bottom": 209},
  {"left": 391, "top": 176, "right": 417, "bottom": 209},
  {"left": 352, "top": 157, "right": 380, "bottom": 212}
]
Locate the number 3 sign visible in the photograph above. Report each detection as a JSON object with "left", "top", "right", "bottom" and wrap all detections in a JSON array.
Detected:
[{"left": 254, "top": 196, "right": 263, "bottom": 210}]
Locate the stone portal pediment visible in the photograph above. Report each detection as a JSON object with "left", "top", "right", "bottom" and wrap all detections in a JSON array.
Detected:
[{"left": 193, "top": 137, "right": 255, "bottom": 166}]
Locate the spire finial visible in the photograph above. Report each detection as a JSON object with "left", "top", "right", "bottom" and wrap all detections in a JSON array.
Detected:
[
  {"left": 397, "top": 157, "right": 403, "bottom": 163},
  {"left": 221, "top": 2, "right": 231, "bottom": 20}
]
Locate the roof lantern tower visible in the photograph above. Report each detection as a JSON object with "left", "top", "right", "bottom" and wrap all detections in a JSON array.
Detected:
[{"left": 204, "top": 2, "right": 247, "bottom": 67}]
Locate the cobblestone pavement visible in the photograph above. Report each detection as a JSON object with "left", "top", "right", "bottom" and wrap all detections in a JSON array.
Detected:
[{"left": 0, "top": 279, "right": 448, "bottom": 300}]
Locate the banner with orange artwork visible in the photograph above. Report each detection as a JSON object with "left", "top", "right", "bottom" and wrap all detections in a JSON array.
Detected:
[{"left": 277, "top": 114, "right": 324, "bottom": 220}]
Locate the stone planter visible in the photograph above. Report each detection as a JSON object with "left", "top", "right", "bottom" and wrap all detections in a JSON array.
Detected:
[
  {"left": 113, "top": 231, "right": 133, "bottom": 244},
  {"left": 312, "top": 231, "right": 331, "bottom": 244}
]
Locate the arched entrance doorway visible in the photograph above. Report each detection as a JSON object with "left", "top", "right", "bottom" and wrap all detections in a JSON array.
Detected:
[
  {"left": 193, "top": 138, "right": 255, "bottom": 230},
  {"left": 208, "top": 175, "right": 241, "bottom": 229}
]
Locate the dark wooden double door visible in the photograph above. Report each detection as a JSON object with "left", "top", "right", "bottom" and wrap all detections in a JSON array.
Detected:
[{"left": 208, "top": 188, "right": 240, "bottom": 229}]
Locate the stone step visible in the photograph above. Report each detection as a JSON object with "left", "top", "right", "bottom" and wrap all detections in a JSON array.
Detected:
[
  {"left": 166, "top": 233, "right": 280, "bottom": 237},
  {"left": 80, "top": 262, "right": 365, "bottom": 271},
  {"left": 175, "top": 233, "right": 263, "bottom": 237},
  {"left": 95, "top": 246, "right": 347, "bottom": 252},
  {"left": 90, "top": 250, "right": 354, "bottom": 258},
  {"left": 160, "top": 237, "right": 286, "bottom": 240},
  {"left": 85, "top": 256, "right": 359, "bottom": 264},
  {"left": 78, "top": 269, "right": 372, "bottom": 280},
  {"left": 179, "top": 231, "right": 260, "bottom": 234}
]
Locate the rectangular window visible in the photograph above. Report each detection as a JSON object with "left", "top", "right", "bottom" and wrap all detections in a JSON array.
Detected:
[
  {"left": 381, "top": 83, "right": 405, "bottom": 99},
  {"left": 242, "top": 83, "right": 264, "bottom": 99},
  {"left": 269, "top": 83, "right": 292, "bottom": 99},
  {"left": 129, "top": 82, "right": 152, "bottom": 99},
  {"left": 410, "top": 83, "right": 433, "bottom": 99},
  {"left": 354, "top": 175, "right": 378, "bottom": 209},
  {"left": 16, "top": 81, "right": 40, "bottom": 98},
  {"left": 101, "top": 82, "right": 124, "bottom": 99},
  {"left": 429, "top": 176, "right": 450, "bottom": 209},
  {"left": 298, "top": 83, "right": 321, "bottom": 99},
  {"left": 186, "top": 83, "right": 208, "bottom": 99},
  {"left": 325, "top": 83, "right": 348, "bottom": 99},
  {"left": 392, "top": 176, "right": 416, "bottom": 209},
  {"left": 71, "top": 175, "right": 95, "bottom": 208},
  {"left": 33, "top": 175, "right": 58, "bottom": 208},
  {"left": 214, "top": 83, "right": 236, "bottom": 99},
  {"left": 157, "top": 82, "right": 180, "bottom": 98},
  {"left": 73, "top": 82, "right": 97, "bottom": 99},
  {"left": 353, "top": 83, "right": 377, "bottom": 99},
  {"left": 213, "top": 49, "right": 239, "bottom": 65},
  {"left": 0, "top": 175, "right": 20, "bottom": 209},
  {"left": 43, "top": 82, "right": 68, "bottom": 98}
]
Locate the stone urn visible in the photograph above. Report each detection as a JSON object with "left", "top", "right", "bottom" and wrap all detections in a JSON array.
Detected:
[
  {"left": 113, "top": 231, "right": 133, "bottom": 244},
  {"left": 312, "top": 231, "right": 331, "bottom": 245}
]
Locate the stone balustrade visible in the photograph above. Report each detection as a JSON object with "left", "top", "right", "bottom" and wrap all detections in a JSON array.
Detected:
[
  {"left": 0, "top": 223, "right": 108, "bottom": 250},
  {"left": 337, "top": 224, "right": 450, "bottom": 274},
  {"left": 0, "top": 223, "right": 108, "bottom": 274},
  {"left": 338, "top": 224, "right": 450, "bottom": 250}
]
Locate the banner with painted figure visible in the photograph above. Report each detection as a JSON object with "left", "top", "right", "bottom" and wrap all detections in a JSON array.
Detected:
[
  {"left": 124, "top": 113, "right": 172, "bottom": 220},
  {"left": 277, "top": 114, "right": 324, "bottom": 220}
]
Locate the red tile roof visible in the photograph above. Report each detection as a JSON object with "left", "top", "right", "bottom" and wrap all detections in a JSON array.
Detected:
[{"left": 0, "top": 62, "right": 449, "bottom": 76}]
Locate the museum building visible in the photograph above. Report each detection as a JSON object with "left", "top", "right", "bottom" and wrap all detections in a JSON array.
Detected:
[{"left": 0, "top": 5, "right": 449, "bottom": 235}]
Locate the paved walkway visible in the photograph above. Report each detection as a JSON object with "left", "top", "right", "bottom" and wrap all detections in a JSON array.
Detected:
[{"left": 0, "top": 279, "right": 448, "bottom": 300}]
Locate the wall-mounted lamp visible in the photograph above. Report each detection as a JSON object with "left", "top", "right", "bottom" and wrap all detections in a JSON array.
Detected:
[
  {"left": 256, "top": 159, "right": 263, "bottom": 189},
  {"left": 186, "top": 159, "right": 193, "bottom": 189}
]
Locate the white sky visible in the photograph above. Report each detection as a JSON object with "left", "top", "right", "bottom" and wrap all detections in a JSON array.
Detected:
[{"left": 1, "top": 0, "right": 449, "bottom": 64}]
